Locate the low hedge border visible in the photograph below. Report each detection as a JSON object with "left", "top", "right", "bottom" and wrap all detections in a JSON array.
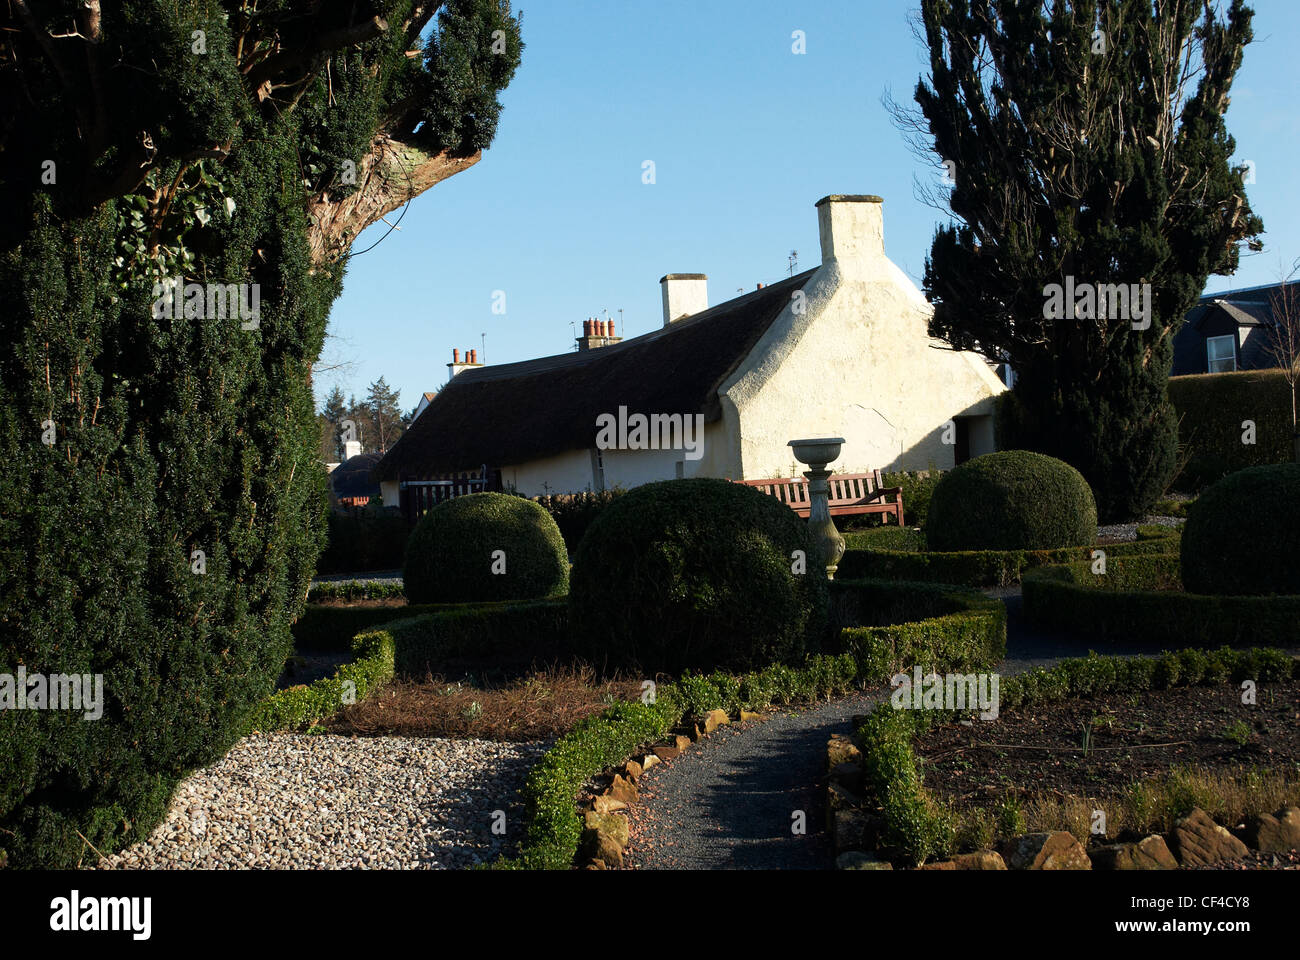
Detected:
[
  {"left": 839, "top": 526, "right": 1179, "bottom": 587},
  {"left": 290, "top": 597, "right": 567, "bottom": 654},
  {"left": 245, "top": 627, "right": 396, "bottom": 734},
  {"left": 495, "top": 580, "right": 1007, "bottom": 870},
  {"left": 830, "top": 579, "right": 1006, "bottom": 681},
  {"left": 389, "top": 599, "right": 569, "bottom": 676},
  {"left": 1023, "top": 556, "right": 1300, "bottom": 647},
  {"left": 292, "top": 603, "right": 436, "bottom": 652},
  {"left": 265, "top": 600, "right": 571, "bottom": 732},
  {"left": 494, "top": 654, "right": 864, "bottom": 870},
  {"left": 855, "top": 647, "right": 1300, "bottom": 866}
]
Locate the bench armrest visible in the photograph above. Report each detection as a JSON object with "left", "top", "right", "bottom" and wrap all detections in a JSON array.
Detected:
[{"left": 859, "top": 485, "right": 903, "bottom": 501}]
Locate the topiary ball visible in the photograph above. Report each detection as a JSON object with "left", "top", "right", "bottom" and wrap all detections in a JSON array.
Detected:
[
  {"left": 1180, "top": 463, "right": 1300, "bottom": 596},
  {"left": 568, "top": 478, "right": 828, "bottom": 674},
  {"left": 925, "top": 451, "right": 1097, "bottom": 551},
  {"left": 403, "top": 492, "right": 569, "bottom": 604}
]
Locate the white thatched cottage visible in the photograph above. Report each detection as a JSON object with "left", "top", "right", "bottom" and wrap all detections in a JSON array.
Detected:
[{"left": 375, "top": 194, "right": 1005, "bottom": 515}]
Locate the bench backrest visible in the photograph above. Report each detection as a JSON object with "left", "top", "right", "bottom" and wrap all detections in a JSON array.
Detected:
[{"left": 735, "top": 470, "right": 886, "bottom": 505}]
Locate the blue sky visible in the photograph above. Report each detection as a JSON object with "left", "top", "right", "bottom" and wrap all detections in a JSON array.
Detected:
[{"left": 319, "top": 0, "right": 1299, "bottom": 413}]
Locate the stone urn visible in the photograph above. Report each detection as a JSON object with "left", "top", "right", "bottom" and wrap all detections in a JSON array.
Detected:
[{"left": 788, "top": 437, "right": 846, "bottom": 579}]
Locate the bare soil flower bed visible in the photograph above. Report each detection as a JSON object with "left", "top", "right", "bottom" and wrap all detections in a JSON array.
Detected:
[
  {"left": 324, "top": 665, "right": 641, "bottom": 741},
  {"left": 914, "top": 678, "right": 1300, "bottom": 805}
]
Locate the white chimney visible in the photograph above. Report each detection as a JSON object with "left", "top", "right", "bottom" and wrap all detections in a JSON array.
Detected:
[
  {"left": 342, "top": 439, "right": 362, "bottom": 460},
  {"left": 660, "top": 273, "right": 708, "bottom": 326},
  {"left": 816, "top": 195, "right": 885, "bottom": 276}
]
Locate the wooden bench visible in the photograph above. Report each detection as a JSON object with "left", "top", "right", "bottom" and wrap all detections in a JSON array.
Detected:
[{"left": 735, "top": 470, "right": 905, "bottom": 525}]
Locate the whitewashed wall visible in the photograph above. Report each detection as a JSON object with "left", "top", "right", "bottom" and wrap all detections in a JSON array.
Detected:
[{"left": 719, "top": 199, "right": 1005, "bottom": 479}]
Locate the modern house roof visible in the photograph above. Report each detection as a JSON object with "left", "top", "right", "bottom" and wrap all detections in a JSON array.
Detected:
[
  {"left": 375, "top": 269, "right": 816, "bottom": 480},
  {"left": 1171, "top": 281, "right": 1290, "bottom": 375}
]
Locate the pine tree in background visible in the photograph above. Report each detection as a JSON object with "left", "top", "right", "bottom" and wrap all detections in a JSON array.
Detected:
[
  {"left": 906, "top": 0, "right": 1262, "bottom": 520},
  {"left": 319, "top": 385, "right": 348, "bottom": 461},
  {"left": 363, "top": 376, "right": 405, "bottom": 453},
  {"left": 0, "top": 0, "right": 522, "bottom": 867}
]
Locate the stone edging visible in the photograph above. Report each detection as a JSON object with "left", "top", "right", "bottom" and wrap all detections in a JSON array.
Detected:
[
  {"left": 579, "top": 708, "right": 762, "bottom": 869},
  {"left": 830, "top": 717, "right": 1300, "bottom": 871}
]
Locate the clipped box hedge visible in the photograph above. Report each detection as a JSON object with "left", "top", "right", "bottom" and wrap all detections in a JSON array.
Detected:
[
  {"left": 829, "top": 578, "right": 1006, "bottom": 681},
  {"left": 265, "top": 600, "right": 571, "bottom": 732},
  {"left": 856, "top": 646, "right": 1300, "bottom": 865},
  {"left": 496, "top": 580, "right": 1005, "bottom": 870},
  {"left": 1168, "top": 370, "right": 1295, "bottom": 491},
  {"left": 292, "top": 603, "right": 438, "bottom": 652},
  {"left": 1023, "top": 555, "right": 1300, "bottom": 647},
  {"left": 839, "top": 526, "right": 1179, "bottom": 587},
  {"left": 290, "top": 595, "right": 560, "bottom": 653},
  {"left": 505, "top": 693, "right": 684, "bottom": 870},
  {"left": 388, "top": 599, "right": 569, "bottom": 677},
  {"left": 245, "top": 627, "right": 396, "bottom": 734}
]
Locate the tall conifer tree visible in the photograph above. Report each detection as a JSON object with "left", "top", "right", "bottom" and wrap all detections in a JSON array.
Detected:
[
  {"left": 0, "top": 1, "right": 522, "bottom": 867},
  {"left": 909, "top": 0, "right": 1262, "bottom": 519}
]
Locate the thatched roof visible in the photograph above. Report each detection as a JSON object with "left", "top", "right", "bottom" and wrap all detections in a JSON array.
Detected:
[
  {"left": 332, "top": 452, "right": 384, "bottom": 498},
  {"left": 375, "top": 269, "right": 815, "bottom": 479}
]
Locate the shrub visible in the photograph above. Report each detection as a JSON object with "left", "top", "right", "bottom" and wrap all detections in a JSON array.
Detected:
[
  {"left": 1022, "top": 557, "right": 1300, "bottom": 647},
  {"left": 403, "top": 493, "right": 569, "bottom": 605},
  {"left": 306, "top": 580, "right": 406, "bottom": 603},
  {"left": 1180, "top": 463, "right": 1300, "bottom": 596},
  {"left": 530, "top": 488, "right": 625, "bottom": 553},
  {"left": 317, "top": 509, "right": 410, "bottom": 574},
  {"left": 838, "top": 531, "right": 1176, "bottom": 587},
  {"left": 389, "top": 600, "right": 569, "bottom": 677},
  {"left": 1168, "top": 371, "right": 1294, "bottom": 490},
  {"left": 503, "top": 693, "right": 683, "bottom": 870},
  {"left": 293, "top": 603, "right": 443, "bottom": 652},
  {"left": 843, "top": 526, "right": 926, "bottom": 552},
  {"left": 245, "top": 627, "right": 396, "bottom": 734},
  {"left": 882, "top": 469, "right": 943, "bottom": 527},
  {"left": 568, "top": 478, "right": 828, "bottom": 674},
  {"left": 925, "top": 450, "right": 1097, "bottom": 551},
  {"left": 829, "top": 579, "right": 1006, "bottom": 682}
]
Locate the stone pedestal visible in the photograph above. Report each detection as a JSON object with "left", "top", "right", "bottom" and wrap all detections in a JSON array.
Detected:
[
  {"left": 804, "top": 465, "right": 846, "bottom": 579},
  {"left": 788, "top": 437, "right": 847, "bottom": 580}
]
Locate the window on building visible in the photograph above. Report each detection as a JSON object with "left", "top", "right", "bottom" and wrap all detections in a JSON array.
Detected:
[{"left": 1206, "top": 334, "right": 1237, "bottom": 373}]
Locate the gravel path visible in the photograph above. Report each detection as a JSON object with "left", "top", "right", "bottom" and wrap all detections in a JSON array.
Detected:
[
  {"left": 622, "top": 607, "right": 1119, "bottom": 871},
  {"left": 624, "top": 691, "right": 887, "bottom": 870},
  {"left": 626, "top": 579, "right": 1298, "bottom": 871},
  {"left": 95, "top": 733, "right": 547, "bottom": 870}
]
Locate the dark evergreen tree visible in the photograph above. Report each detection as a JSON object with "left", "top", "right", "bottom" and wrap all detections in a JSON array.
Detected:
[
  {"left": 320, "top": 385, "right": 348, "bottom": 461},
  {"left": 905, "top": 0, "right": 1262, "bottom": 519},
  {"left": 0, "top": 0, "right": 521, "bottom": 867},
  {"left": 362, "top": 376, "right": 404, "bottom": 453}
]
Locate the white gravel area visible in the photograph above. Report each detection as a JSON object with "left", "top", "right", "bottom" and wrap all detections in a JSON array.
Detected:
[
  {"left": 94, "top": 733, "right": 548, "bottom": 870},
  {"left": 1097, "top": 514, "right": 1185, "bottom": 541}
]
